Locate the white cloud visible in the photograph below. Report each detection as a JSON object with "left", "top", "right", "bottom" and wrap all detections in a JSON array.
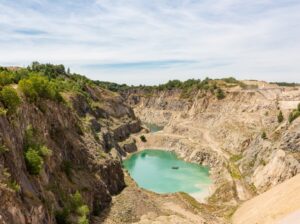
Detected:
[{"left": 0, "top": 0, "right": 299, "bottom": 84}]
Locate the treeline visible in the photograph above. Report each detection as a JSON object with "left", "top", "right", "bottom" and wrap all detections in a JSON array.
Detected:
[
  {"left": 270, "top": 82, "right": 300, "bottom": 87},
  {"left": 97, "top": 77, "right": 245, "bottom": 92},
  {"left": 97, "top": 77, "right": 246, "bottom": 99}
]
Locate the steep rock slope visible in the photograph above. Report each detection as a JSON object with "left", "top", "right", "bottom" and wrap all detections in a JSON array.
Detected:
[{"left": 0, "top": 69, "right": 141, "bottom": 223}]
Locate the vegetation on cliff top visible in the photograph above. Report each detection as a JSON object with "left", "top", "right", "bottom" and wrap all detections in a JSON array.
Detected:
[{"left": 0, "top": 62, "right": 97, "bottom": 115}]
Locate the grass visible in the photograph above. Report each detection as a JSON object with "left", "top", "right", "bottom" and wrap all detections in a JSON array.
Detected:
[
  {"left": 179, "top": 189, "right": 238, "bottom": 221},
  {"left": 230, "top": 154, "right": 243, "bottom": 163},
  {"left": 0, "top": 144, "right": 9, "bottom": 154},
  {"left": 178, "top": 192, "right": 203, "bottom": 211},
  {"left": 228, "top": 163, "right": 242, "bottom": 180},
  {"left": 249, "top": 183, "right": 257, "bottom": 194},
  {"left": 7, "top": 180, "right": 21, "bottom": 192},
  {"left": 0, "top": 107, "right": 7, "bottom": 115}
]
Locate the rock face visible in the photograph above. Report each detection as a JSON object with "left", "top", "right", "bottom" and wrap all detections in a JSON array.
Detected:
[
  {"left": 123, "top": 84, "right": 300, "bottom": 203},
  {"left": 0, "top": 85, "right": 141, "bottom": 224}
]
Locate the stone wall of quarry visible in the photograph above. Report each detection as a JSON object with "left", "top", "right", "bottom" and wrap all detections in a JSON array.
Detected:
[{"left": 123, "top": 86, "right": 300, "bottom": 204}]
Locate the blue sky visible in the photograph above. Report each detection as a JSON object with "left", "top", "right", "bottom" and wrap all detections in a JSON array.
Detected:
[{"left": 0, "top": 0, "right": 300, "bottom": 84}]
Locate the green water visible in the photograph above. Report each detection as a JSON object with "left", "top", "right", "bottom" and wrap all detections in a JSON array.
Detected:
[
  {"left": 123, "top": 149, "right": 211, "bottom": 194},
  {"left": 144, "top": 123, "right": 164, "bottom": 132}
]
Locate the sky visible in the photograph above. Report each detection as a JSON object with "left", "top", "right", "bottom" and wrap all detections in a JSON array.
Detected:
[{"left": 0, "top": 0, "right": 300, "bottom": 85}]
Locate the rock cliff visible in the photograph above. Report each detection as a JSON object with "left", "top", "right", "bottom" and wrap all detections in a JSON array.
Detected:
[{"left": 0, "top": 70, "right": 141, "bottom": 224}]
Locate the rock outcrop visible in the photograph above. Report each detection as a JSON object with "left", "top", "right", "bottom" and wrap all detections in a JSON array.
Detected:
[{"left": 0, "top": 84, "right": 141, "bottom": 224}]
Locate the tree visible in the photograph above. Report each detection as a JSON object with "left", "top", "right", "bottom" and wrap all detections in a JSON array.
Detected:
[
  {"left": 0, "top": 86, "right": 21, "bottom": 113},
  {"left": 140, "top": 135, "right": 147, "bottom": 142},
  {"left": 277, "top": 111, "right": 284, "bottom": 123},
  {"left": 261, "top": 131, "right": 267, "bottom": 139},
  {"left": 216, "top": 88, "right": 225, "bottom": 100}
]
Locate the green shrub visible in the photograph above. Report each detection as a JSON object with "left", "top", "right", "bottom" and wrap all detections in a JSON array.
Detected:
[
  {"left": 19, "top": 75, "right": 62, "bottom": 102},
  {"left": 261, "top": 131, "right": 267, "bottom": 139},
  {"left": 23, "top": 125, "right": 53, "bottom": 175},
  {"left": 8, "top": 180, "right": 21, "bottom": 192},
  {"left": 228, "top": 163, "right": 242, "bottom": 179},
  {"left": 76, "top": 205, "right": 89, "bottom": 217},
  {"left": 70, "top": 191, "right": 84, "bottom": 210},
  {"left": 140, "top": 135, "right": 147, "bottom": 142},
  {"left": 13, "top": 69, "right": 29, "bottom": 82},
  {"left": 24, "top": 125, "right": 39, "bottom": 150},
  {"left": 230, "top": 154, "right": 242, "bottom": 162},
  {"left": 78, "top": 215, "right": 89, "bottom": 224},
  {"left": 0, "top": 86, "right": 21, "bottom": 113},
  {"left": 25, "top": 148, "right": 43, "bottom": 175},
  {"left": 70, "top": 191, "right": 89, "bottom": 224},
  {"left": 0, "top": 144, "right": 9, "bottom": 154},
  {"left": 216, "top": 88, "right": 225, "bottom": 100},
  {"left": 0, "top": 71, "right": 14, "bottom": 86},
  {"left": 39, "top": 145, "right": 52, "bottom": 157},
  {"left": 56, "top": 191, "right": 89, "bottom": 224},
  {"left": 277, "top": 111, "right": 284, "bottom": 123},
  {"left": 289, "top": 110, "right": 300, "bottom": 123},
  {"left": 0, "top": 107, "right": 7, "bottom": 115}
]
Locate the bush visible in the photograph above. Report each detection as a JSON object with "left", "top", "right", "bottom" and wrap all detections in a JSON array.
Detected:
[
  {"left": 8, "top": 180, "right": 21, "bottom": 192},
  {"left": 0, "top": 71, "right": 14, "bottom": 86},
  {"left": 140, "top": 135, "right": 147, "bottom": 142},
  {"left": 0, "top": 144, "right": 9, "bottom": 154},
  {"left": 23, "top": 125, "right": 52, "bottom": 175},
  {"left": 24, "top": 125, "right": 38, "bottom": 150},
  {"left": 277, "top": 111, "right": 284, "bottom": 123},
  {"left": 0, "top": 107, "right": 7, "bottom": 115},
  {"left": 56, "top": 191, "right": 89, "bottom": 224},
  {"left": 19, "top": 75, "right": 62, "bottom": 102},
  {"left": 215, "top": 88, "right": 225, "bottom": 100},
  {"left": 13, "top": 69, "right": 30, "bottom": 82},
  {"left": 70, "top": 191, "right": 89, "bottom": 224},
  {"left": 289, "top": 110, "right": 300, "bottom": 123},
  {"left": 39, "top": 145, "right": 52, "bottom": 157},
  {"left": 0, "top": 86, "right": 21, "bottom": 113},
  {"left": 230, "top": 154, "right": 242, "bottom": 162},
  {"left": 25, "top": 148, "right": 43, "bottom": 175},
  {"left": 261, "top": 131, "right": 267, "bottom": 139}
]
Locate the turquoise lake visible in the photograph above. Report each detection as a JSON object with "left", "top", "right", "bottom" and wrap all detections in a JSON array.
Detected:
[{"left": 123, "top": 149, "right": 211, "bottom": 195}]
